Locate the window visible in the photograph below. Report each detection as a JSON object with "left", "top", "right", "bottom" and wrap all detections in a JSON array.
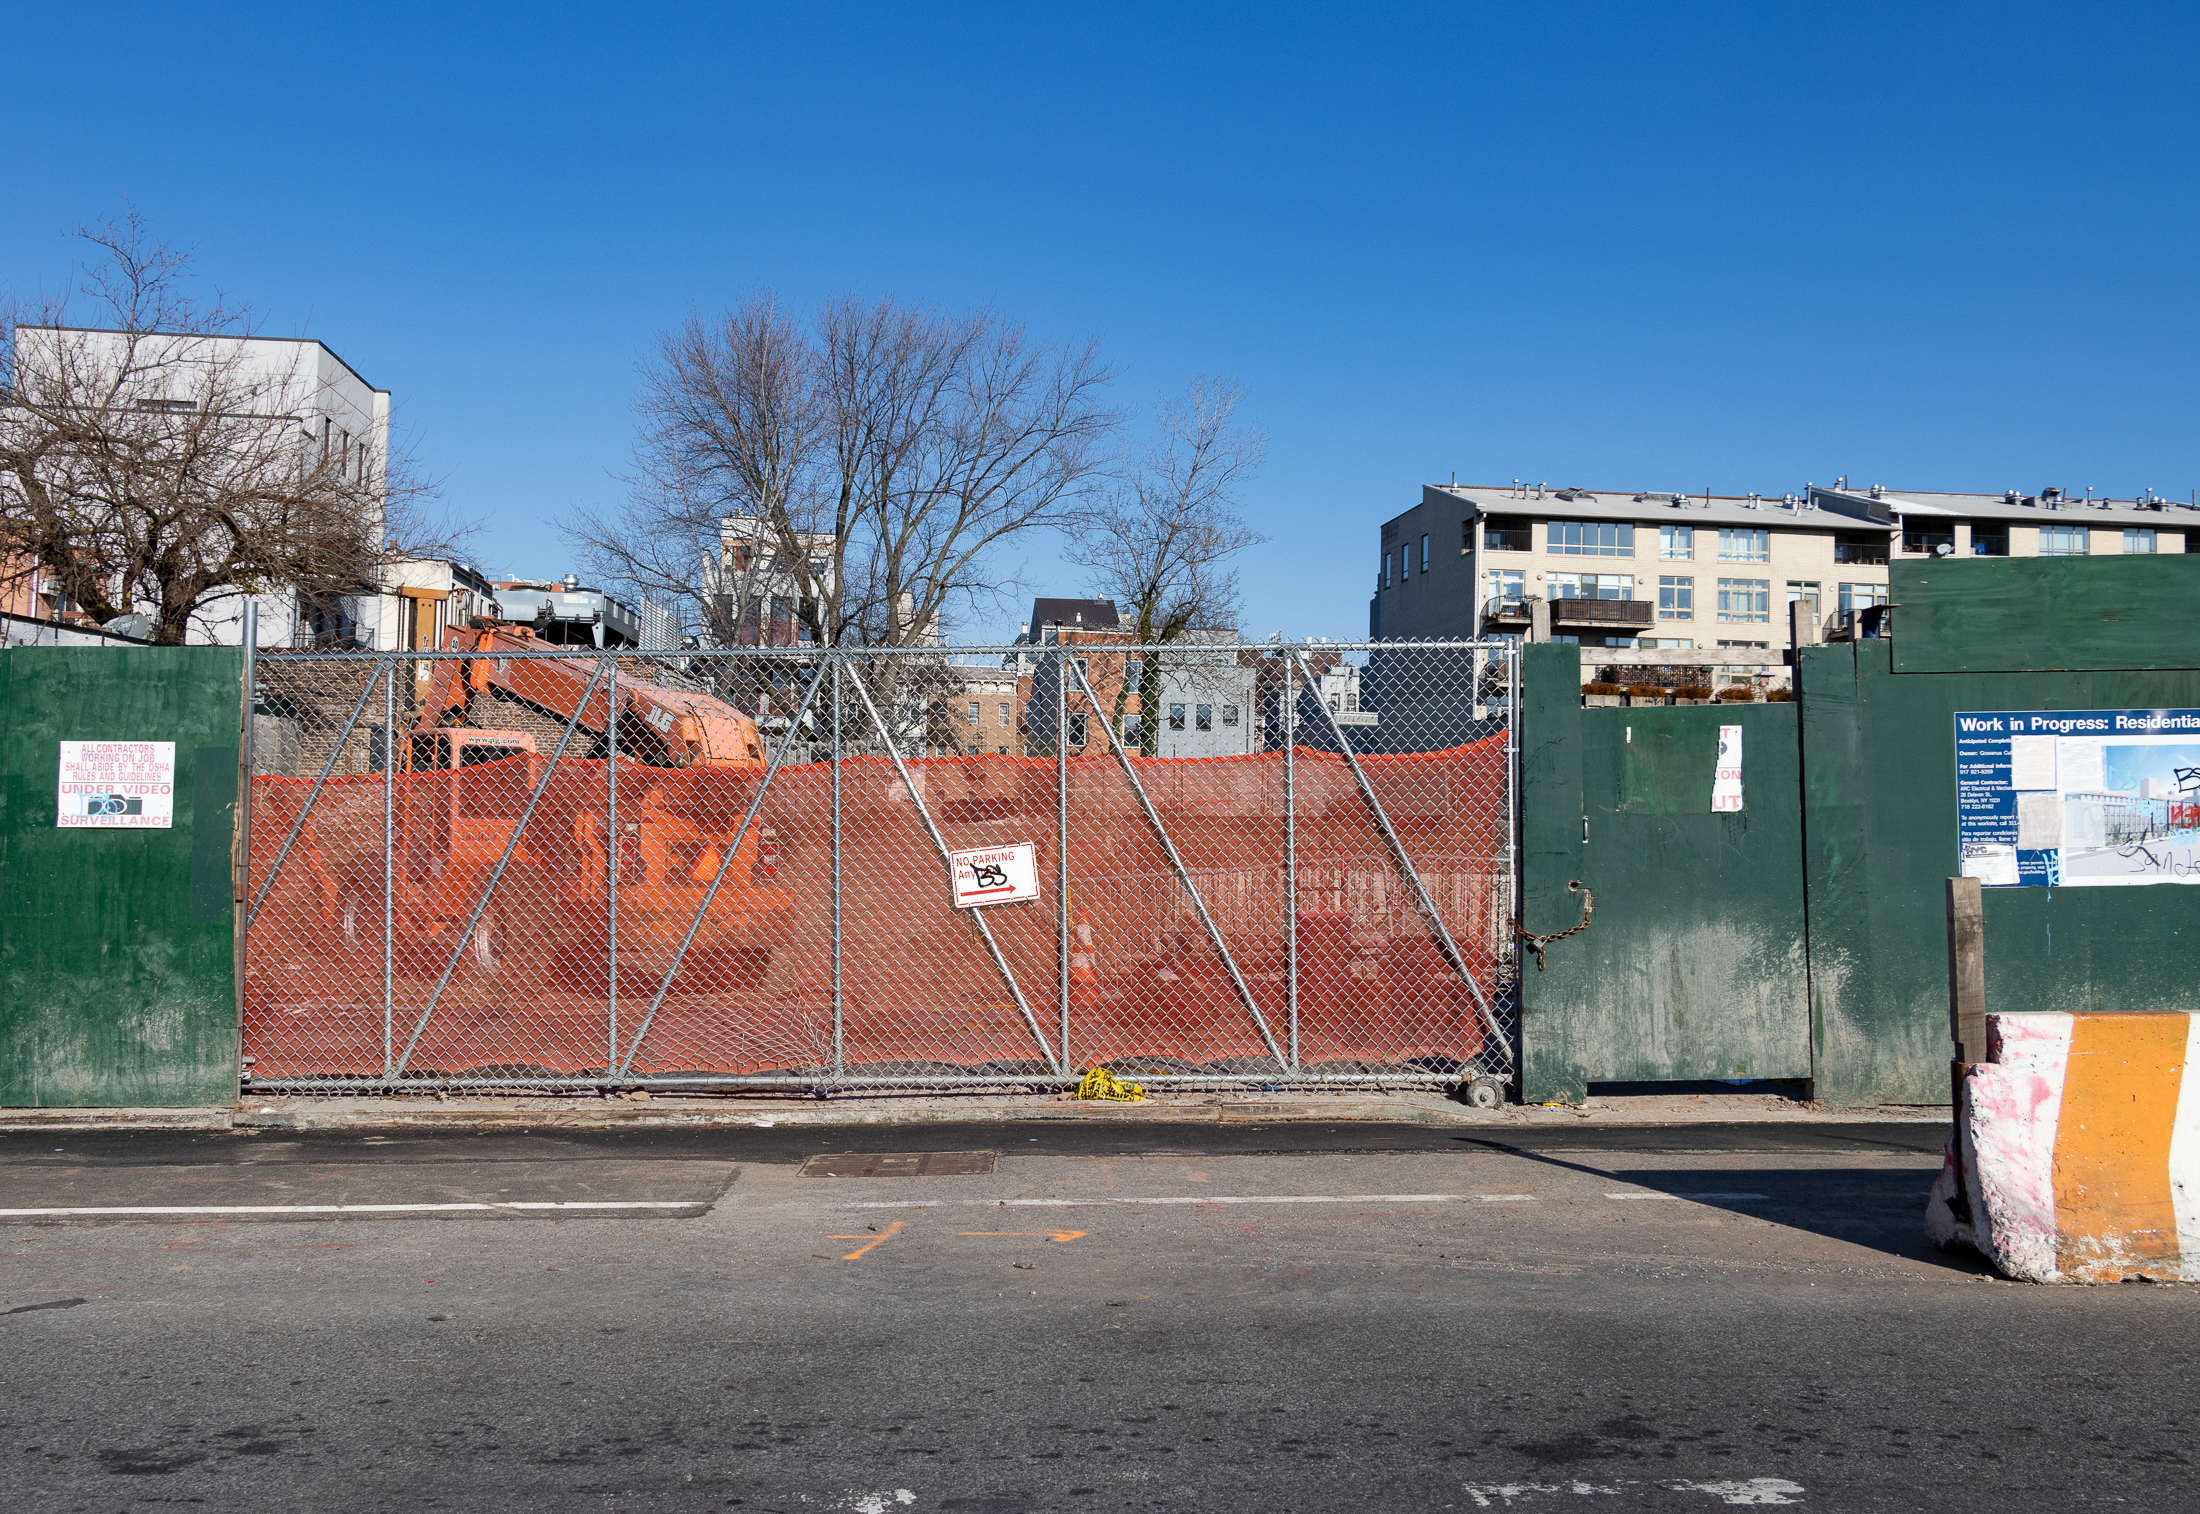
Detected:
[
  {"left": 2040, "top": 524, "right": 2090, "bottom": 556},
  {"left": 1381, "top": 553, "right": 1390, "bottom": 588},
  {"left": 1125, "top": 659, "right": 1143, "bottom": 685},
  {"left": 968, "top": 701, "right": 981, "bottom": 725},
  {"left": 1901, "top": 522, "right": 1954, "bottom": 555},
  {"left": 1717, "top": 578, "right": 1771, "bottom": 623},
  {"left": 1838, "top": 582, "right": 1889, "bottom": 613},
  {"left": 1420, "top": 534, "right": 1429, "bottom": 572},
  {"left": 1222, "top": 704, "right": 1239, "bottom": 726},
  {"left": 1123, "top": 715, "right": 1140, "bottom": 743},
  {"left": 1786, "top": 581, "right": 1822, "bottom": 622},
  {"left": 1483, "top": 516, "right": 1531, "bottom": 551},
  {"left": 1169, "top": 703, "right": 1187, "bottom": 731},
  {"left": 1718, "top": 527, "right": 1769, "bottom": 562},
  {"left": 1196, "top": 704, "right": 1212, "bottom": 731},
  {"left": 1329, "top": 695, "right": 1341, "bottom": 712},
  {"left": 1486, "top": 569, "right": 1525, "bottom": 611},
  {"left": 1551, "top": 572, "right": 1633, "bottom": 601},
  {"left": 1658, "top": 576, "right": 1693, "bottom": 620},
  {"left": 1401, "top": 545, "right": 1411, "bottom": 580},
  {"left": 1970, "top": 522, "right": 2009, "bottom": 557},
  {"left": 1066, "top": 711, "right": 1088, "bottom": 747},
  {"left": 1833, "top": 533, "right": 1889, "bottom": 565},
  {"left": 1547, "top": 520, "right": 1634, "bottom": 557},
  {"left": 1660, "top": 525, "right": 1694, "bottom": 560},
  {"left": 2126, "top": 528, "right": 2157, "bottom": 554},
  {"left": 998, "top": 702, "right": 1010, "bottom": 727}
]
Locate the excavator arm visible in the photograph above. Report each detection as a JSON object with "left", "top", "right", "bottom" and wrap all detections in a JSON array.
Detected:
[{"left": 417, "top": 626, "right": 767, "bottom": 769}]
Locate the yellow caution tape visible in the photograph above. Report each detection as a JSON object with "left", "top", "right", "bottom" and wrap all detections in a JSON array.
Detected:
[{"left": 1071, "top": 1066, "right": 1146, "bottom": 1102}]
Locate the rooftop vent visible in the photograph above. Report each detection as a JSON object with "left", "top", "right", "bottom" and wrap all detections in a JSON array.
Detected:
[
  {"left": 1632, "top": 491, "right": 1683, "bottom": 505},
  {"left": 1553, "top": 487, "right": 1595, "bottom": 502}
]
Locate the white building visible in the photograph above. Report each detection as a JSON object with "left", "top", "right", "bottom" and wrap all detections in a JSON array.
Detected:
[{"left": 7, "top": 326, "right": 395, "bottom": 648}]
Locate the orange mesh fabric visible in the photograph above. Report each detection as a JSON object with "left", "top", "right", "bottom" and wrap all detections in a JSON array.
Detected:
[{"left": 243, "top": 736, "right": 1508, "bottom": 1083}]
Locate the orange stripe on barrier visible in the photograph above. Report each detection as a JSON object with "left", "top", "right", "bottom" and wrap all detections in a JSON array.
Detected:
[{"left": 2053, "top": 1013, "right": 2187, "bottom": 1281}]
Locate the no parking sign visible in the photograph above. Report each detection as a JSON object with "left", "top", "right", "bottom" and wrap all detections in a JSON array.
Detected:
[{"left": 948, "top": 842, "right": 1039, "bottom": 908}]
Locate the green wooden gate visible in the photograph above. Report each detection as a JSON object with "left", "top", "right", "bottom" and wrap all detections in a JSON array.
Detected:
[{"left": 0, "top": 647, "right": 244, "bottom": 1107}]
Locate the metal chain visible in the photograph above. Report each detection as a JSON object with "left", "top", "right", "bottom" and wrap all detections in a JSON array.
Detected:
[{"left": 1512, "top": 882, "right": 1594, "bottom": 971}]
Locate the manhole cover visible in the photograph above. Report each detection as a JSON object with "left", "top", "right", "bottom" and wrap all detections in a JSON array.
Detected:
[{"left": 799, "top": 1151, "right": 998, "bottom": 1178}]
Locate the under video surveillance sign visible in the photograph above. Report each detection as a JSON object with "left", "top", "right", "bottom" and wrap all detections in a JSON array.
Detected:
[{"left": 57, "top": 741, "right": 176, "bottom": 828}]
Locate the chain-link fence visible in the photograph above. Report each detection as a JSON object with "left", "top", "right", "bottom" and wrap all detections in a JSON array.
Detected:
[{"left": 239, "top": 638, "right": 1518, "bottom": 1095}]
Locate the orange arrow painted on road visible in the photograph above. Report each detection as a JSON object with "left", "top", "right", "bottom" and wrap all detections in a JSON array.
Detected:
[{"left": 956, "top": 1230, "right": 1086, "bottom": 1242}]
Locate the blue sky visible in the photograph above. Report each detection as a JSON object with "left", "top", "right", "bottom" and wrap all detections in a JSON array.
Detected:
[{"left": 5, "top": 3, "right": 2194, "bottom": 641}]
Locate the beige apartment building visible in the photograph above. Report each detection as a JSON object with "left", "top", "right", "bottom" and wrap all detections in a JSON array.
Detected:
[{"left": 1373, "top": 481, "right": 2193, "bottom": 682}]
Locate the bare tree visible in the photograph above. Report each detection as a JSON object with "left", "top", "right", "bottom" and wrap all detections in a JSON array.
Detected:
[
  {"left": 0, "top": 211, "right": 442, "bottom": 645},
  {"left": 1065, "top": 376, "right": 1265, "bottom": 753},
  {"left": 567, "top": 292, "right": 1119, "bottom": 656}
]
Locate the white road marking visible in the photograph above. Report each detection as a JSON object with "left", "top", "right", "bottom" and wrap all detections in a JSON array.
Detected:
[
  {"left": 1460, "top": 1475, "right": 1803, "bottom": 1506},
  {"left": 0, "top": 1201, "right": 705, "bottom": 1217},
  {"left": 835, "top": 1193, "right": 1537, "bottom": 1209},
  {"left": 1604, "top": 1192, "right": 1771, "bottom": 1202}
]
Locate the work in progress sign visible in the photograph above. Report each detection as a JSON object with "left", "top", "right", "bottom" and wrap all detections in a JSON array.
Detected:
[
  {"left": 949, "top": 841, "right": 1039, "bottom": 907},
  {"left": 57, "top": 740, "right": 177, "bottom": 829},
  {"left": 1956, "top": 709, "right": 2200, "bottom": 887}
]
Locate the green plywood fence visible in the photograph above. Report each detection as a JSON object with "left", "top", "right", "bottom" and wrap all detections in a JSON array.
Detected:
[
  {"left": 1519, "top": 645, "right": 1811, "bottom": 1105},
  {"left": 1799, "top": 635, "right": 2200, "bottom": 1106},
  {"left": 1893, "top": 555, "right": 2200, "bottom": 674},
  {"left": 0, "top": 647, "right": 243, "bottom": 1107}
]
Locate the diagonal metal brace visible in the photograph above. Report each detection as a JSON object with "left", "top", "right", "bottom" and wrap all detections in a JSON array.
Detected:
[
  {"left": 1070, "top": 659, "right": 1289, "bottom": 1074},
  {"left": 393, "top": 656, "right": 609, "bottom": 1079},
  {"left": 1289, "top": 648, "right": 1510, "bottom": 1056},
  {"left": 842, "top": 664, "right": 1061, "bottom": 1076},
  {"left": 247, "top": 663, "right": 387, "bottom": 930},
  {"left": 617, "top": 663, "right": 826, "bottom": 1076}
]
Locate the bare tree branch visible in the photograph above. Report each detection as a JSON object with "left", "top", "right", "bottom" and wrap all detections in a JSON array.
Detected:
[
  {"left": 1064, "top": 376, "right": 1266, "bottom": 751},
  {"left": 0, "top": 209, "right": 444, "bottom": 644},
  {"left": 567, "top": 292, "right": 1119, "bottom": 664}
]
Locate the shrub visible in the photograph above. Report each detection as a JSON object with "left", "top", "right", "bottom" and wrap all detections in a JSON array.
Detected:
[
  {"left": 1581, "top": 681, "right": 1626, "bottom": 697},
  {"left": 1624, "top": 684, "right": 1664, "bottom": 698},
  {"left": 1674, "top": 685, "right": 1713, "bottom": 701},
  {"left": 1765, "top": 687, "right": 1795, "bottom": 702},
  {"left": 1716, "top": 686, "right": 1756, "bottom": 702}
]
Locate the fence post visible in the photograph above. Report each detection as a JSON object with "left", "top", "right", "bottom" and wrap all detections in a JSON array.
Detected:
[
  {"left": 383, "top": 655, "right": 395, "bottom": 1081},
  {"left": 1057, "top": 645, "right": 1070, "bottom": 1072},
  {"left": 832, "top": 658, "right": 844, "bottom": 1081},
  {"left": 1284, "top": 652, "right": 1298, "bottom": 1071},
  {"left": 606, "top": 657, "right": 619, "bottom": 1080}
]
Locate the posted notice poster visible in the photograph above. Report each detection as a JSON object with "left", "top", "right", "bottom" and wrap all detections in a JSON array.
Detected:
[
  {"left": 57, "top": 740, "right": 177, "bottom": 829},
  {"left": 1955, "top": 709, "right": 2200, "bottom": 887},
  {"left": 949, "top": 841, "right": 1039, "bottom": 908},
  {"left": 1711, "top": 725, "right": 1744, "bottom": 813}
]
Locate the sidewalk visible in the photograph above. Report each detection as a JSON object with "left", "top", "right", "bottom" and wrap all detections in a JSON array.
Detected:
[{"left": 2, "top": 1089, "right": 1950, "bottom": 1134}]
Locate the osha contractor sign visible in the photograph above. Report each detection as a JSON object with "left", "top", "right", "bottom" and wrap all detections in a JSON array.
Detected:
[
  {"left": 949, "top": 842, "right": 1039, "bottom": 907},
  {"left": 57, "top": 740, "right": 176, "bottom": 828}
]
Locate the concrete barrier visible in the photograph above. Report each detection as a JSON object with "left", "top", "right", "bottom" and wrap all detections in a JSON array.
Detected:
[{"left": 1927, "top": 1011, "right": 2200, "bottom": 1282}]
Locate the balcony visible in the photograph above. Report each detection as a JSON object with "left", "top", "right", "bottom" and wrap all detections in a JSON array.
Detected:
[{"left": 1551, "top": 598, "right": 1654, "bottom": 629}]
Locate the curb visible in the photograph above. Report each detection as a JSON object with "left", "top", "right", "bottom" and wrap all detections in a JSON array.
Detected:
[{"left": 4, "top": 1096, "right": 1953, "bottom": 1136}]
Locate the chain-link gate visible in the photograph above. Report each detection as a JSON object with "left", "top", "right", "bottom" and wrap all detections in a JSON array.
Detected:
[{"left": 239, "top": 638, "right": 1518, "bottom": 1095}]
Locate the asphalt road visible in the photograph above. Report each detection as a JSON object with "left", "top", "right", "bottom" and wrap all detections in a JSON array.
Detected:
[{"left": 1, "top": 1119, "right": 2190, "bottom": 1513}]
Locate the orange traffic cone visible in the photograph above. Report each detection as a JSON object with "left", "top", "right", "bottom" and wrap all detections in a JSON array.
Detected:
[{"left": 1070, "top": 910, "right": 1098, "bottom": 986}]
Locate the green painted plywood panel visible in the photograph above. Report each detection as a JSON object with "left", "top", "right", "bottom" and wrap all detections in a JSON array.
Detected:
[
  {"left": 1893, "top": 556, "right": 2200, "bottom": 674},
  {"left": 0, "top": 648, "right": 243, "bottom": 1107},
  {"left": 1799, "top": 639, "right": 2200, "bottom": 1105},
  {"left": 1521, "top": 649, "right": 1811, "bottom": 1103}
]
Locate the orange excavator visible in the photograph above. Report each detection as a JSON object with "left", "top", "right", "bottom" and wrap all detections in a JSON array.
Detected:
[{"left": 362, "top": 623, "right": 796, "bottom": 990}]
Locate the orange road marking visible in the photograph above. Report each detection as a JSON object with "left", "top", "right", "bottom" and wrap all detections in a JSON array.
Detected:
[
  {"left": 829, "top": 1220, "right": 906, "bottom": 1259},
  {"left": 956, "top": 1230, "right": 1087, "bottom": 1242}
]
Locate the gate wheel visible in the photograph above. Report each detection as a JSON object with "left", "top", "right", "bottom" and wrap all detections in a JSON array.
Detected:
[{"left": 1462, "top": 1076, "right": 1504, "bottom": 1110}]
